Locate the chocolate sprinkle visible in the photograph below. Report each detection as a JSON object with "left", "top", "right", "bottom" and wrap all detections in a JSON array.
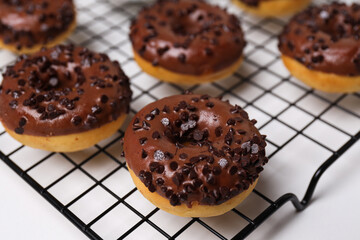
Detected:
[
  {"left": 142, "top": 149, "right": 148, "bottom": 158},
  {"left": 18, "top": 117, "right": 27, "bottom": 127},
  {"left": 139, "top": 137, "right": 148, "bottom": 145},
  {"left": 152, "top": 131, "right": 161, "bottom": 139},
  {"left": 15, "top": 127, "right": 24, "bottom": 134}
]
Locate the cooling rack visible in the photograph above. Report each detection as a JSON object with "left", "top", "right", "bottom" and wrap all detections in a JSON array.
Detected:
[{"left": 0, "top": 0, "right": 359, "bottom": 239}]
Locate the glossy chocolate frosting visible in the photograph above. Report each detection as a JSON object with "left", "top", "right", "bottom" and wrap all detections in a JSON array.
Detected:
[
  {"left": 0, "top": 0, "right": 75, "bottom": 50},
  {"left": 0, "top": 45, "right": 132, "bottom": 136},
  {"left": 124, "top": 94, "right": 268, "bottom": 207},
  {"left": 130, "top": 0, "right": 246, "bottom": 75},
  {"left": 279, "top": 2, "right": 360, "bottom": 76}
]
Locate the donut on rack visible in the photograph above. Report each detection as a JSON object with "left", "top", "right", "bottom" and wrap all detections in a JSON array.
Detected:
[
  {"left": 123, "top": 93, "right": 268, "bottom": 217},
  {"left": 0, "top": 0, "right": 76, "bottom": 54},
  {"left": 0, "top": 45, "right": 132, "bottom": 152},
  {"left": 232, "top": 0, "right": 311, "bottom": 17},
  {"left": 130, "top": 0, "right": 246, "bottom": 84},
  {"left": 278, "top": 2, "right": 360, "bottom": 93}
]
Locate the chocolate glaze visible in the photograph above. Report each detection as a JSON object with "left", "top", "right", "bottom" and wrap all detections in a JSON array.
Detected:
[
  {"left": 0, "top": 0, "right": 75, "bottom": 50},
  {"left": 0, "top": 45, "right": 132, "bottom": 136},
  {"left": 130, "top": 0, "right": 246, "bottom": 75},
  {"left": 124, "top": 94, "right": 268, "bottom": 207},
  {"left": 279, "top": 2, "right": 360, "bottom": 76}
]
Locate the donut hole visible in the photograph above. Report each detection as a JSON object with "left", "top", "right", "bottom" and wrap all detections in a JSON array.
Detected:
[
  {"left": 317, "top": 21, "right": 353, "bottom": 40},
  {"left": 47, "top": 75, "right": 77, "bottom": 91},
  {"left": 171, "top": 18, "right": 203, "bottom": 36},
  {"left": 170, "top": 9, "right": 209, "bottom": 36},
  {"left": 162, "top": 110, "right": 217, "bottom": 146},
  {"left": 164, "top": 125, "right": 208, "bottom": 148},
  {"left": 163, "top": 128, "right": 193, "bottom": 145},
  {"left": 26, "top": 60, "right": 82, "bottom": 93},
  {"left": 305, "top": 9, "right": 356, "bottom": 40},
  {"left": 29, "top": 71, "right": 76, "bottom": 92}
]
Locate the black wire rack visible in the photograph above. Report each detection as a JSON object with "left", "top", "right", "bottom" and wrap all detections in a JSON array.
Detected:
[{"left": 0, "top": 0, "right": 359, "bottom": 239}]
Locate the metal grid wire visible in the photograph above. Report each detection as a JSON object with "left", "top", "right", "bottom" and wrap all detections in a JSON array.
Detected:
[{"left": 0, "top": 0, "right": 360, "bottom": 239}]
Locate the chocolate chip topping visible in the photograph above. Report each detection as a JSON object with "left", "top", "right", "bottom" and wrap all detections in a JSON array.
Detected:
[
  {"left": 279, "top": 2, "right": 360, "bottom": 76},
  {"left": 0, "top": 0, "right": 75, "bottom": 50},
  {"left": 0, "top": 45, "right": 132, "bottom": 136},
  {"left": 124, "top": 94, "right": 268, "bottom": 207},
  {"left": 130, "top": 0, "right": 246, "bottom": 75}
]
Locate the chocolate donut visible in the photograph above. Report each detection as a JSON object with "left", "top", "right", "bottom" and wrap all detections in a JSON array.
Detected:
[
  {"left": 0, "top": 0, "right": 76, "bottom": 54},
  {"left": 279, "top": 2, "right": 360, "bottom": 93},
  {"left": 130, "top": 0, "right": 246, "bottom": 84},
  {"left": 0, "top": 44, "right": 132, "bottom": 152},
  {"left": 124, "top": 94, "right": 268, "bottom": 217},
  {"left": 232, "top": 0, "right": 311, "bottom": 17}
]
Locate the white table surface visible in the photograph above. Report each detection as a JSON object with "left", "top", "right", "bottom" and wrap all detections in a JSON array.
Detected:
[
  {"left": 1, "top": 140, "right": 359, "bottom": 240},
  {"left": 0, "top": 159, "right": 87, "bottom": 240}
]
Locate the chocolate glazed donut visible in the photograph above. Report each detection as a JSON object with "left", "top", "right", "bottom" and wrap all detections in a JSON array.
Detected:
[
  {"left": 130, "top": 0, "right": 246, "bottom": 84},
  {"left": 124, "top": 94, "right": 268, "bottom": 217},
  {"left": 0, "top": 0, "right": 76, "bottom": 54},
  {"left": 279, "top": 2, "right": 360, "bottom": 93},
  {"left": 0, "top": 45, "right": 132, "bottom": 152}
]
